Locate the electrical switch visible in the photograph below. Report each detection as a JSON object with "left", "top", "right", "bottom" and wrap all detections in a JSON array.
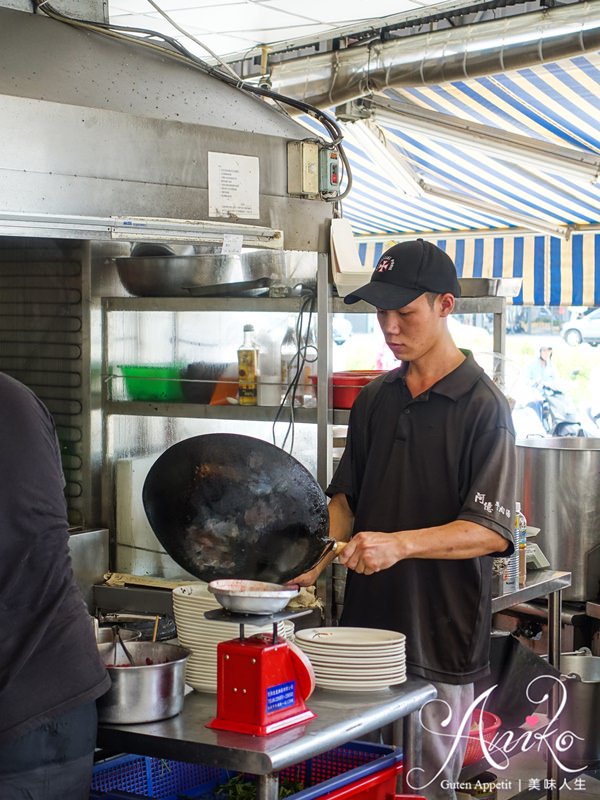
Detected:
[{"left": 319, "top": 147, "right": 340, "bottom": 194}]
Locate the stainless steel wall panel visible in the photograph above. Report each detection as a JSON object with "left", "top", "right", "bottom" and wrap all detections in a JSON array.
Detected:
[
  {"left": 0, "top": 3, "right": 107, "bottom": 22},
  {"left": 0, "top": 238, "right": 94, "bottom": 526},
  {"left": 0, "top": 9, "right": 302, "bottom": 136}
]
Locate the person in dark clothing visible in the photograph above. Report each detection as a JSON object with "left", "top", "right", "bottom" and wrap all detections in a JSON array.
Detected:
[
  {"left": 294, "top": 241, "right": 516, "bottom": 800},
  {"left": 0, "top": 372, "right": 110, "bottom": 799}
]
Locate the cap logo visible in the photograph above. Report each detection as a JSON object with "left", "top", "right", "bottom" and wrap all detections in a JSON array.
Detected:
[{"left": 376, "top": 257, "right": 394, "bottom": 272}]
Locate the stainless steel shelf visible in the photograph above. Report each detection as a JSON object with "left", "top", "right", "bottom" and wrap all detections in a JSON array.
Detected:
[
  {"left": 333, "top": 409, "right": 350, "bottom": 425},
  {"left": 491, "top": 569, "right": 571, "bottom": 614},
  {"left": 105, "top": 400, "right": 317, "bottom": 423},
  {"left": 103, "top": 296, "right": 308, "bottom": 313},
  {"left": 332, "top": 295, "right": 506, "bottom": 315}
]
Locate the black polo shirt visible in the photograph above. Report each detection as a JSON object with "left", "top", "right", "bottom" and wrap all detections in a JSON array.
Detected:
[
  {"left": 327, "top": 351, "right": 516, "bottom": 685},
  {"left": 0, "top": 373, "right": 110, "bottom": 745}
]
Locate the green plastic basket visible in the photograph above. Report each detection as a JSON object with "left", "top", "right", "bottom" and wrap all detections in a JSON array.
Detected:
[{"left": 119, "top": 365, "right": 185, "bottom": 402}]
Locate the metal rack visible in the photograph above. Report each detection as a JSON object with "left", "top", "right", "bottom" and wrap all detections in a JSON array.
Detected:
[{"left": 100, "top": 253, "right": 333, "bottom": 489}]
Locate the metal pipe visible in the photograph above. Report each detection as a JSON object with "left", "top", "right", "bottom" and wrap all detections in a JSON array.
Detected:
[
  {"left": 401, "top": 711, "right": 423, "bottom": 794},
  {"left": 270, "top": 1, "right": 600, "bottom": 107},
  {"left": 547, "top": 588, "right": 562, "bottom": 800},
  {"left": 501, "top": 602, "right": 585, "bottom": 626}
]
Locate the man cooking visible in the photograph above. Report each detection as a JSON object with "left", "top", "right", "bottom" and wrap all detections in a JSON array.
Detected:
[{"left": 294, "top": 240, "right": 516, "bottom": 800}]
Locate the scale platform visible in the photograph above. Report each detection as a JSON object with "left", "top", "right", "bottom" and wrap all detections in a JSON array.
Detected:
[{"left": 204, "top": 606, "right": 313, "bottom": 627}]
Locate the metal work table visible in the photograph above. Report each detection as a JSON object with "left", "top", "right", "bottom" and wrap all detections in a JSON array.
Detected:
[
  {"left": 492, "top": 569, "right": 572, "bottom": 677},
  {"left": 98, "top": 677, "right": 436, "bottom": 800},
  {"left": 464, "top": 569, "right": 572, "bottom": 800},
  {"left": 492, "top": 569, "right": 571, "bottom": 618}
]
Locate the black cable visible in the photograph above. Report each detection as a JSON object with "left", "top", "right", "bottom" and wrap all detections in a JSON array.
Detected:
[{"left": 272, "top": 290, "right": 317, "bottom": 454}]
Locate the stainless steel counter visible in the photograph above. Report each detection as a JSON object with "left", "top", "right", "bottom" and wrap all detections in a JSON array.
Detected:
[
  {"left": 491, "top": 569, "right": 572, "bottom": 800},
  {"left": 98, "top": 677, "right": 436, "bottom": 799},
  {"left": 492, "top": 569, "right": 572, "bottom": 615}
]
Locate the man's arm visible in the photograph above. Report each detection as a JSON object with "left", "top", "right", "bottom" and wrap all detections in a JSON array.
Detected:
[
  {"left": 291, "top": 493, "right": 355, "bottom": 587},
  {"left": 340, "top": 521, "right": 510, "bottom": 576}
]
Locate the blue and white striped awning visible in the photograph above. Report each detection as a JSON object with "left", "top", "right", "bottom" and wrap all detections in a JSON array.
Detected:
[
  {"left": 358, "top": 232, "right": 600, "bottom": 307},
  {"left": 330, "top": 52, "right": 600, "bottom": 304}
]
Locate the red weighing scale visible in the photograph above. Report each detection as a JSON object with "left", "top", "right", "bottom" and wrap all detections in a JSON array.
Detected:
[{"left": 205, "top": 607, "right": 317, "bottom": 736}]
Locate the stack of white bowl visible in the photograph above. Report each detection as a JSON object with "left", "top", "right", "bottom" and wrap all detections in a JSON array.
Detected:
[
  {"left": 294, "top": 626, "right": 407, "bottom": 692},
  {"left": 172, "top": 584, "right": 294, "bottom": 692}
]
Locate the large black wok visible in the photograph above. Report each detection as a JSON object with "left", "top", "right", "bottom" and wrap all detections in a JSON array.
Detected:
[{"left": 142, "top": 433, "right": 331, "bottom": 583}]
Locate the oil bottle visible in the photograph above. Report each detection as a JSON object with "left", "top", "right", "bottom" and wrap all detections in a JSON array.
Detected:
[{"left": 238, "top": 324, "right": 258, "bottom": 406}]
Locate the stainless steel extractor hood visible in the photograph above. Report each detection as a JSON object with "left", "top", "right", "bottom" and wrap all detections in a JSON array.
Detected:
[{"left": 0, "top": 7, "right": 332, "bottom": 251}]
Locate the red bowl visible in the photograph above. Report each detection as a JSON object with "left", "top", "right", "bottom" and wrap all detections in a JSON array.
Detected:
[{"left": 310, "top": 370, "right": 385, "bottom": 409}]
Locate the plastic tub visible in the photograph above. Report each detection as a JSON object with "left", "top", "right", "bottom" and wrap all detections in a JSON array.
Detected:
[
  {"left": 90, "top": 741, "right": 402, "bottom": 800},
  {"left": 310, "top": 371, "right": 385, "bottom": 409},
  {"left": 119, "top": 365, "right": 184, "bottom": 402}
]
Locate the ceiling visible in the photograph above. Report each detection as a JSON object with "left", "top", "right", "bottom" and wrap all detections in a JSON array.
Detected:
[
  {"left": 107, "top": 0, "right": 452, "bottom": 64},
  {"left": 107, "top": 1, "right": 600, "bottom": 303}
]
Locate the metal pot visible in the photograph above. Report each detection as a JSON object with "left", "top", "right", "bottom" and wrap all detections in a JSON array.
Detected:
[
  {"left": 516, "top": 437, "right": 600, "bottom": 601},
  {"left": 95, "top": 627, "right": 142, "bottom": 645},
  {"left": 241, "top": 250, "right": 286, "bottom": 281},
  {"left": 130, "top": 242, "right": 196, "bottom": 258},
  {"left": 115, "top": 253, "right": 245, "bottom": 297},
  {"left": 142, "top": 433, "right": 331, "bottom": 584},
  {"left": 97, "top": 641, "right": 191, "bottom": 724},
  {"left": 559, "top": 649, "right": 600, "bottom": 768}
]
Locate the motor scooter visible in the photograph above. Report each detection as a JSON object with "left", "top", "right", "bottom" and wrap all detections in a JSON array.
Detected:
[{"left": 540, "top": 384, "right": 586, "bottom": 437}]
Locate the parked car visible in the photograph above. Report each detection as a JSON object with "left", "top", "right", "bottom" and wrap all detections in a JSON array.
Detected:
[{"left": 561, "top": 308, "right": 600, "bottom": 346}]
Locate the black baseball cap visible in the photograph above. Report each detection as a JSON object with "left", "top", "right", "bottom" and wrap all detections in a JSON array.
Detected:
[{"left": 344, "top": 239, "right": 461, "bottom": 310}]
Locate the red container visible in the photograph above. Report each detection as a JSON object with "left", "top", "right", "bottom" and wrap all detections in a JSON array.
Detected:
[
  {"left": 310, "top": 371, "right": 385, "bottom": 409},
  {"left": 317, "top": 762, "right": 403, "bottom": 800},
  {"left": 462, "top": 708, "right": 502, "bottom": 766}
]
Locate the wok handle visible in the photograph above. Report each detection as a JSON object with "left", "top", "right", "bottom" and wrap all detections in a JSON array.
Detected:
[{"left": 313, "top": 539, "right": 348, "bottom": 568}]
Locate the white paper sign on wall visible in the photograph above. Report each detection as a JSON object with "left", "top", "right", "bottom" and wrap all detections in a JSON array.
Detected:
[{"left": 208, "top": 152, "right": 260, "bottom": 220}]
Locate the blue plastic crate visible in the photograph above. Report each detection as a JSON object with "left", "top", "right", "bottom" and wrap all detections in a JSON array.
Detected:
[{"left": 90, "top": 742, "right": 401, "bottom": 800}]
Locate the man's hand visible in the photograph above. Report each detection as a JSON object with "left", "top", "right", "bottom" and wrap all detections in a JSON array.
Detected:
[
  {"left": 286, "top": 565, "right": 322, "bottom": 588},
  {"left": 338, "top": 531, "right": 404, "bottom": 575}
]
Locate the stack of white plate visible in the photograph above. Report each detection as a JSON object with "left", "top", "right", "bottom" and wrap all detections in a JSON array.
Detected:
[
  {"left": 294, "top": 627, "right": 407, "bottom": 692},
  {"left": 172, "top": 584, "right": 293, "bottom": 693}
]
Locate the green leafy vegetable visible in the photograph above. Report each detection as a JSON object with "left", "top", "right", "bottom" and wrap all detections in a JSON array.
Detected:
[{"left": 213, "top": 774, "right": 305, "bottom": 800}]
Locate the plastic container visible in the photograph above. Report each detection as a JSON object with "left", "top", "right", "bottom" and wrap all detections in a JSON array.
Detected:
[
  {"left": 462, "top": 709, "right": 502, "bottom": 766},
  {"left": 119, "top": 365, "right": 184, "bottom": 402},
  {"left": 310, "top": 371, "right": 385, "bottom": 410},
  {"left": 90, "top": 741, "right": 402, "bottom": 800}
]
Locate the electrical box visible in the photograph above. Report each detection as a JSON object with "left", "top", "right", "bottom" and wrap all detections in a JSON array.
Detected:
[
  {"left": 287, "top": 141, "right": 319, "bottom": 196},
  {"left": 319, "top": 148, "right": 340, "bottom": 193}
]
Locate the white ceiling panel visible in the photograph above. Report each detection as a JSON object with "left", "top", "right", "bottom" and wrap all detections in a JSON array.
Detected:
[
  {"left": 110, "top": 1, "right": 241, "bottom": 12},
  {"left": 108, "top": 0, "right": 408, "bottom": 57},
  {"left": 265, "top": 0, "right": 423, "bottom": 25}
]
